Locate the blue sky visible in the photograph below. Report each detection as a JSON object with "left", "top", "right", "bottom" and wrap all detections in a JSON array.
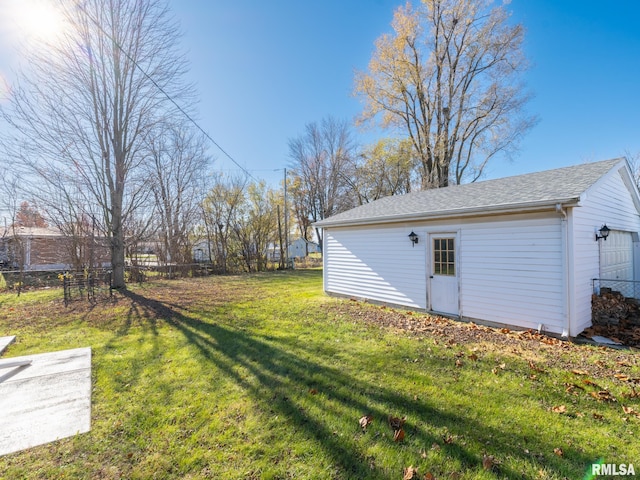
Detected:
[
  {"left": 171, "top": 0, "right": 640, "bottom": 186},
  {"left": 2, "top": 0, "right": 640, "bottom": 188}
]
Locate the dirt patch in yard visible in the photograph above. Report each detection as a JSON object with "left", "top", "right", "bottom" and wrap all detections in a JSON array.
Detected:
[
  {"left": 328, "top": 300, "right": 640, "bottom": 381},
  {"left": 0, "top": 277, "right": 261, "bottom": 331}
]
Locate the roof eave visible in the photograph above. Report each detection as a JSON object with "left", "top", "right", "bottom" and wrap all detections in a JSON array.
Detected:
[{"left": 314, "top": 197, "right": 581, "bottom": 229}]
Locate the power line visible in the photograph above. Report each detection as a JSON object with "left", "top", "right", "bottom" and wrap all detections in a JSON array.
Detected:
[{"left": 75, "top": 1, "right": 257, "bottom": 182}]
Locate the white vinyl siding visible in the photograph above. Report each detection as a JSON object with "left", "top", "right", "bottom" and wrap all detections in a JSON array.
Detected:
[
  {"left": 459, "top": 216, "right": 565, "bottom": 333},
  {"left": 570, "top": 166, "right": 640, "bottom": 333},
  {"left": 324, "top": 214, "right": 565, "bottom": 332},
  {"left": 324, "top": 225, "right": 427, "bottom": 309}
]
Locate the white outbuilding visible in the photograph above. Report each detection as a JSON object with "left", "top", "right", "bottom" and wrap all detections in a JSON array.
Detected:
[{"left": 314, "top": 158, "right": 640, "bottom": 337}]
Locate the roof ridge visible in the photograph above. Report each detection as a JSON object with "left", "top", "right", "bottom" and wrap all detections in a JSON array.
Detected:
[{"left": 316, "top": 158, "right": 625, "bottom": 227}]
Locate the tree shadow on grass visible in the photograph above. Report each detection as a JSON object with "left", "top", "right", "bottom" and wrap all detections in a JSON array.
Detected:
[{"left": 120, "top": 289, "right": 596, "bottom": 479}]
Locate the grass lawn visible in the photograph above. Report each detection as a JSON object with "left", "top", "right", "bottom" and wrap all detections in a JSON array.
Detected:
[{"left": 0, "top": 269, "right": 638, "bottom": 479}]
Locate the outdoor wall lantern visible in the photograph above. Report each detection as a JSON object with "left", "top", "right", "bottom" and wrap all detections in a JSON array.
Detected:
[
  {"left": 408, "top": 231, "right": 419, "bottom": 246},
  {"left": 595, "top": 224, "right": 610, "bottom": 241}
]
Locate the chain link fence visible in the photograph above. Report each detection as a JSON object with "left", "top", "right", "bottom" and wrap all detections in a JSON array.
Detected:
[{"left": 593, "top": 278, "right": 640, "bottom": 299}]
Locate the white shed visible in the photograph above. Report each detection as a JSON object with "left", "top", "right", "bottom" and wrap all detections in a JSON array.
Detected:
[{"left": 314, "top": 158, "right": 640, "bottom": 337}]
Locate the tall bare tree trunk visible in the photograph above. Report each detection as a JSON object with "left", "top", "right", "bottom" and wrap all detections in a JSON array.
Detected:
[{"left": 0, "top": 0, "right": 195, "bottom": 290}]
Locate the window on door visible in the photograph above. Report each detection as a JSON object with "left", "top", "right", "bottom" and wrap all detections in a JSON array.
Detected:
[{"left": 433, "top": 238, "right": 455, "bottom": 276}]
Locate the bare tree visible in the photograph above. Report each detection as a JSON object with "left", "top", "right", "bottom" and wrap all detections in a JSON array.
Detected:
[
  {"left": 0, "top": 170, "right": 27, "bottom": 293},
  {"left": 232, "top": 182, "right": 278, "bottom": 272},
  {"left": 355, "top": 0, "right": 535, "bottom": 188},
  {"left": 201, "top": 174, "right": 248, "bottom": 273},
  {"left": 288, "top": 175, "right": 313, "bottom": 244},
  {"left": 350, "top": 138, "right": 416, "bottom": 204},
  {"left": 146, "top": 123, "right": 210, "bottom": 265},
  {"left": 0, "top": 0, "right": 194, "bottom": 288},
  {"left": 288, "top": 116, "right": 357, "bottom": 244},
  {"left": 21, "top": 171, "right": 114, "bottom": 274},
  {"left": 623, "top": 150, "right": 640, "bottom": 188}
]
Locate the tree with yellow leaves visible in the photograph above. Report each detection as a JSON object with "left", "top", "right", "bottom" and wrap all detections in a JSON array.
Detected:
[{"left": 355, "top": 0, "right": 536, "bottom": 188}]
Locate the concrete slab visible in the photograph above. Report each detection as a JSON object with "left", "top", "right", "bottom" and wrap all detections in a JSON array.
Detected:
[
  {"left": 0, "top": 347, "right": 91, "bottom": 456},
  {"left": 0, "top": 336, "right": 16, "bottom": 356},
  {"left": 591, "top": 335, "right": 623, "bottom": 346}
]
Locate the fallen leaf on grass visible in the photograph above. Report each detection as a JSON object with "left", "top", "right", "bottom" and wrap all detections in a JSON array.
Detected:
[
  {"left": 394, "top": 428, "right": 405, "bottom": 442},
  {"left": 403, "top": 466, "right": 417, "bottom": 479},
  {"left": 553, "top": 448, "right": 564, "bottom": 457},
  {"left": 424, "top": 473, "right": 435, "bottom": 480},
  {"left": 359, "top": 414, "right": 373, "bottom": 431},
  {"left": 593, "top": 412, "right": 604, "bottom": 420},
  {"left": 308, "top": 388, "right": 318, "bottom": 395},
  {"left": 552, "top": 405, "right": 567, "bottom": 414},
  {"left": 388, "top": 415, "right": 406, "bottom": 431},
  {"left": 455, "top": 359, "right": 464, "bottom": 368},
  {"left": 622, "top": 386, "right": 640, "bottom": 399},
  {"left": 622, "top": 406, "right": 640, "bottom": 417},
  {"left": 482, "top": 454, "right": 496, "bottom": 471},
  {"left": 541, "top": 336, "right": 563, "bottom": 346},
  {"left": 468, "top": 353, "right": 478, "bottom": 361},
  {"left": 614, "top": 373, "right": 630, "bottom": 382},
  {"left": 572, "top": 369, "right": 589, "bottom": 376},
  {"left": 590, "top": 391, "right": 616, "bottom": 402},
  {"left": 565, "top": 383, "right": 585, "bottom": 394},
  {"left": 583, "top": 379, "right": 601, "bottom": 388},
  {"left": 617, "top": 360, "right": 632, "bottom": 367},
  {"left": 529, "top": 360, "right": 545, "bottom": 372}
]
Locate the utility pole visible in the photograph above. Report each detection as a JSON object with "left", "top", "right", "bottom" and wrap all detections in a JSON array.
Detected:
[{"left": 283, "top": 168, "right": 289, "bottom": 266}]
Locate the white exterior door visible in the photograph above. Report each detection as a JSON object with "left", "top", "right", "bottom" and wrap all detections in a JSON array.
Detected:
[
  {"left": 429, "top": 234, "right": 459, "bottom": 315},
  {"left": 600, "top": 230, "right": 633, "bottom": 280}
]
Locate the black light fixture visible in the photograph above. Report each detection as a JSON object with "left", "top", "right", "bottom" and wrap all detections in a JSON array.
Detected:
[
  {"left": 408, "top": 231, "right": 419, "bottom": 246},
  {"left": 595, "top": 224, "right": 610, "bottom": 241}
]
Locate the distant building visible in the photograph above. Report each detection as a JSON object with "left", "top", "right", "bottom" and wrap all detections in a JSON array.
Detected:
[
  {"left": 288, "top": 238, "right": 321, "bottom": 259},
  {"left": 0, "top": 226, "right": 110, "bottom": 271}
]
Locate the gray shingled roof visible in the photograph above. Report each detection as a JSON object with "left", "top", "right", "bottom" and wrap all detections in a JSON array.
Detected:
[{"left": 315, "top": 158, "right": 625, "bottom": 227}]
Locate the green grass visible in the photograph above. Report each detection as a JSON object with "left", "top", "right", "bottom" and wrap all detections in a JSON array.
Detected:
[{"left": 0, "top": 270, "right": 638, "bottom": 479}]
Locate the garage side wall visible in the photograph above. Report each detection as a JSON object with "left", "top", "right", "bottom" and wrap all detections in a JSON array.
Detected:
[
  {"left": 324, "top": 225, "right": 427, "bottom": 309},
  {"left": 571, "top": 166, "right": 640, "bottom": 334},
  {"left": 323, "top": 213, "right": 566, "bottom": 333},
  {"left": 459, "top": 215, "right": 566, "bottom": 334}
]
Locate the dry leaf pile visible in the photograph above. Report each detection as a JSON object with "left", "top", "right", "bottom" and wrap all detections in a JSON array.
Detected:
[
  {"left": 588, "top": 291, "right": 640, "bottom": 346},
  {"left": 329, "top": 301, "right": 639, "bottom": 379}
]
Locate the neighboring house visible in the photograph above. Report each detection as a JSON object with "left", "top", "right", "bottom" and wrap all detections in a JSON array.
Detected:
[
  {"left": 0, "top": 226, "right": 110, "bottom": 271},
  {"left": 288, "top": 238, "right": 321, "bottom": 259},
  {"left": 314, "top": 158, "right": 640, "bottom": 338}
]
